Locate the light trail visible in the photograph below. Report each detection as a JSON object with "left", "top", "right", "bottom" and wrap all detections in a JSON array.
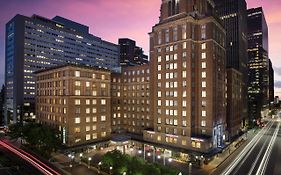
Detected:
[
  {"left": 256, "top": 122, "right": 280, "bottom": 175},
  {"left": 0, "top": 140, "right": 60, "bottom": 175},
  {"left": 221, "top": 121, "right": 274, "bottom": 175}
]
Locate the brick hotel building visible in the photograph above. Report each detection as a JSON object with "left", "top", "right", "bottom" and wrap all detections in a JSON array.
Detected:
[
  {"left": 143, "top": 0, "right": 227, "bottom": 153},
  {"left": 36, "top": 65, "right": 111, "bottom": 146}
]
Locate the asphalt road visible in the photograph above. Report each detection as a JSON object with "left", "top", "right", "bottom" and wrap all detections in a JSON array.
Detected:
[
  {"left": 0, "top": 145, "right": 43, "bottom": 175},
  {"left": 213, "top": 119, "right": 281, "bottom": 175}
]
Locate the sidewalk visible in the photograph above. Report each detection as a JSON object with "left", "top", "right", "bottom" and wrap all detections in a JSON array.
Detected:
[{"left": 203, "top": 130, "right": 256, "bottom": 173}]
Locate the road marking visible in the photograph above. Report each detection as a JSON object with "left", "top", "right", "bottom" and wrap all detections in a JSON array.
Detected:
[
  {"left": 221, "top": 121, "right": 274, "bottom": 175},
  {"left": 247, "top": 129, "right": 271, "bottom": 175},
  {"left": 256, "top": 122, "right": 280, "bottom": 175}
]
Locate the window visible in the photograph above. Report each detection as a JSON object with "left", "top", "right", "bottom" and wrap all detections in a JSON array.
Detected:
[
  {"left": 182, "top": 71, "right": 187, "bottom": 78},
  {"left": 183, "top": 42, "right": 187, "bottom": 49},
  {"left": 75, "top": 99, "right": 80, "bottom": 105},
  {"left": 92, "top": 125, "right": 97, "bottom": 131},
  {"left": 101, "top": 83, "right": 106, "bottom": 88},
  {"left": 201, "top": 43, "right": 206, "bottom": 49},
  {"left": 101, "top": 132, "right": 106, "bottom": 137},
  {"left": 202, "top": 111, "right": 206, "bottom": 117},
  {"left": 86, "top": 134, "right": 91, "bottom": 141},
  {"left": 92, "top": 133, "right": 97, "bottom": 139},
  {"left": 101, "top": 75, "right": 105, "bottom": 80},
  {"left": 92, "top": 108, "right": 97, "bottom": 113},
  {"left": 92, "top": 91, "right": 97, "bottom": 96},
  {"left": 202, "top": 81, "right": 206, "bottom": 88},
  {"left": 86, "top": 108, "right": 90, "bottom": 114},
  {"left": 165, "top": 29, "right": 169, "bottom": 43},
  {"left": 75, "top": 117, "right": 80, "bottom": 124},
  {"left": 92, "top": 116, "right": 97, "bottom": 122},
  {"left": 202, "top": 62, "right": 206, "bottom": 69},
  {"left": 75, "top": 90, "right": 81, "bottom": 96},
  {"left": 173, "top": 27, "right": 177, "bottom": 41},
  {"left": 202, "top": 53, "right": 206, "bottom": 59},
  {"left": 92, "top": 99, "right": 97, "bottom": 105},
  {"left": 201, "top": 120, "right": 206, "bottom": 127},
  {"left": 75, "top": 81, "right": 81, "bottom": 86},
  {"left": 75, "top": 71, "right": 80, "bottom": 77},
  {"left": 92, "top": 73, "right": 96, "bottom": 79},
  {"left": 158, "top": 56, "right": 161, "bottom": 62},
  {"left": 202, "top": 91, "right": 207, "bottom": 98},
  {"left": 202, "top": 72, "right": 206, "bottom": 78},
  {"left": 86, "top": 126, "right": 90, "bottom": 132},
  {"left": 74, "top": 127, "right": 80, "bottom": 133},
  {"left": 101, "top": 115, "right": 106, "bottom": 121},
  {"left": 86, "top": 117, "right": 91, "bottom": 123},
  {"left": 101, "top": 99, "right": 106, "bottom": 105},
  {"left": 201, "top": 24, "right": 206, "bottom": 39},
  {"left": 158, "top": 31, "right": 162, "bottom": 44},
  {"left": 86, "top": 99, "right": 90, "bottom": 105},
  {"left": 86, "top": 81, "right": 90, "bottom": 87},
  {"left": 182, "top": 24, "right": 187, "bottom": 39},
  {"left": 196, "top": 142, "right": 201, "bottom": 148}
]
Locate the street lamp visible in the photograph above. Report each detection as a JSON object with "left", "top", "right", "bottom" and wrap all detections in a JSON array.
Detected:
[
  {"left": 88, "top": 157, "right": 92, "bottom": 168},
  {"left": 157, "top": 155, "right": 161, "bottom": 159},
  {"left": 147, "top": 152, "right": 151, "bottom": 157},
  {"left": 189, "top": 162, "right": 192, "bottom": 175},
  {"left": 109, "top": 166, "right": 113, "bottom": 175},
  {"left": 79, "top": 153, "right": 83, "bottom": 164},
  {"left": 123, "top": 172, "right": 127, "bottom": 175},
  {"left": 98, "top": 162, "right": 102, "bottom": 174},
  {"left": 168, "top": 158, "right": 173, "bottom": 162}
]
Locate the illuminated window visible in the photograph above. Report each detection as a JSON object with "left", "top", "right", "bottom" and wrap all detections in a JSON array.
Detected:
[
  {"left": 101, "top": 115, "right": 106, "bottom": 121},
  {"left": 202, "top": 53, "right": 206, "bottom": 59},
  {"left": 201, "top": 120, "right": 206, "bottom": 127},
  {"left": 74, "top": 127, "right": 80, "bottom": 133},
  {"left": 75, "top": 81, "right": 81, "bottom": 86},
  {"left": 86, "top": 117, "right": 90, "bottom": 123},
  {"left": 202, "top": 43, "right": 206, "bottom": 49},
  {"left": 202, "top": 72, "right": 206, "bottom": 78},
  {"left": 202, "top": 81, "right": 206, "bottom": 88},
  {"left": 202, "top": 91, "right": 207, "bottom": 97},
  {"left": 75, "top": 90, "right": 80, "bottom": 96},
  {"left": 202, "top": 62, "right": 206, "bottom": 69},
  {"left": 86, "top": 108, "right": 90, "bottom": 114},
  {"left": 86, "top": 81, "right": 90, "bottom": 87},
  {"left": 75, "top": 99, "right": 80, "bottom": 105},
  {"left": 101, "top": 99, "right": 106, "bottom": 105},
  {"left": 92, "top": 125, "right": 97, "bottom": 131},
  {"left": 86, "top": 126, "right": 90, "bottom": 132},
  {"left": 75, "top": 71, "right": 80, "bottom": 77},
  {"left": 86, "top": 99, "right": 90, "bottom": 105},
  {"left": 86, "top": 134, "right": 91, "bottom": 141},
  {"left": 202, "top": 111, "right": 206, "bottom": 117},
  {"left": 101, "top": 132, "right": 106, "bottom": 137},
  {"left": 75, "top": 117, "right": 80, "bottom": 124},
  {"left": 92, "top": 116, "right": 97, "bottom": 122},
  {"left": 196, "top": 142, "right": 201, "bottom": 148},
  {"left": 92, "top": 133, "right": 97, "bottom": 139}
]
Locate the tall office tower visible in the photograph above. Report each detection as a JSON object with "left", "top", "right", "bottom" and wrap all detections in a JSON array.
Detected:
[
  {"left": 214, "top": 0, "right": 248, "bottom": 139},
  {"left": 268, "top": 59, "right": 274, "bottom": 103},
  {"left": 119, "top": 38, "right": 149, "bottom": 67},
  {"left": 247, "top": 7, "right": 271, "bottom": 122},
  {"left": 144, "top": 0, "right": 227, "bottom": 153},
  {"left": 111, "top": 64, "right": 152, "bottom": 135},
  {"left": 36, "top": 65, "right": 112, "bottom": 147},
  {"left": 5, "top": 14, "right": 120, "bottom": 124}
]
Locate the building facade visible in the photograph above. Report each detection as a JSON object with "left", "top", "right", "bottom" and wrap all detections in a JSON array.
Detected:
[
  {"left": 214, "top": 0, "right": 248, "bottom": 138},
  {"left": 5, "top": 14, "right": 120, "bottom": 124},
  {"left": 119, "top": 38, "right": 149, "bottom": 67},
  {"left": 111, "top": 64, "right": 152, "bottom": 135},
  {"left": 143, "top": 0, "right": 227, "bottom": 153},
  {"left": 36, "top": 65, "right": 111, "bottom": 147},
  {"left": 247, "top": 7, "right": 271, "bottom": 122}
]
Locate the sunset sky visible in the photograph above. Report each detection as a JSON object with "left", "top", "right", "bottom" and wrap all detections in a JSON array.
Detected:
[{"left": 0, "top": 0, "right": 280, "bottom": 95}]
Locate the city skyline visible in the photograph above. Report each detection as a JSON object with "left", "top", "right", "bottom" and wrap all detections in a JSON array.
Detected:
[{"left": 0, "top": 0, "right": 281, "bottom": 95}]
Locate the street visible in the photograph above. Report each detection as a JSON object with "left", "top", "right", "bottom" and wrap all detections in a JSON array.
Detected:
[{"left": 213, "top": 119, "right": 281, "bottom": 175}]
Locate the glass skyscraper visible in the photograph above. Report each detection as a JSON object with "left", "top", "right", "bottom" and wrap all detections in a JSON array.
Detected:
[{"left": 5, "top": 14, "right": 120, "bottom": 124}]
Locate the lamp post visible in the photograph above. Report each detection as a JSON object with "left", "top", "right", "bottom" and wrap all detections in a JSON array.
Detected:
[
  {"left": 79, "top": 153, "right": 83, "bottom": 164},
  {"left": 68, "top": 154, "right": 72, "bottom": 168},
  {"left": 88, "top": 157, "right": 92, "bottom": 168},
  {"left": 109, "top": 166, "right": 113, "bottom": 175},
  {"left": 189, "top": 162, "right": 192, "bottom": 175},
  {"left": 98, "top": 162, "right": 102, "bottom": 174}
]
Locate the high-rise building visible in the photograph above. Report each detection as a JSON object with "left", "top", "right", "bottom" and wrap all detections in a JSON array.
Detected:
[
  {"left": 269, "top": 59, "right": 274, "bottom": 102},
  {"left": 143, "top": 0, "right": 227, "bottom": 153},
  {"left": 247, "top": 7, "right": 271, "bottom": 122},
  {"left": 0, "top": 85, "right": 5, "bottom": 125},
  {"left": 119, "top": 38, "right": 148, "bottom": 67},
  {"left": 214, "top": 0, "right": 248, "bottom": 138},
  {"left": 5, "top": 14, "right": 120, "bottom": 124},
  {"left": 111, "top": 64, "right": 152, "bottom": 135},
  {"left": 36, "top": 65, "right": 112, "bottom": 147}
]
